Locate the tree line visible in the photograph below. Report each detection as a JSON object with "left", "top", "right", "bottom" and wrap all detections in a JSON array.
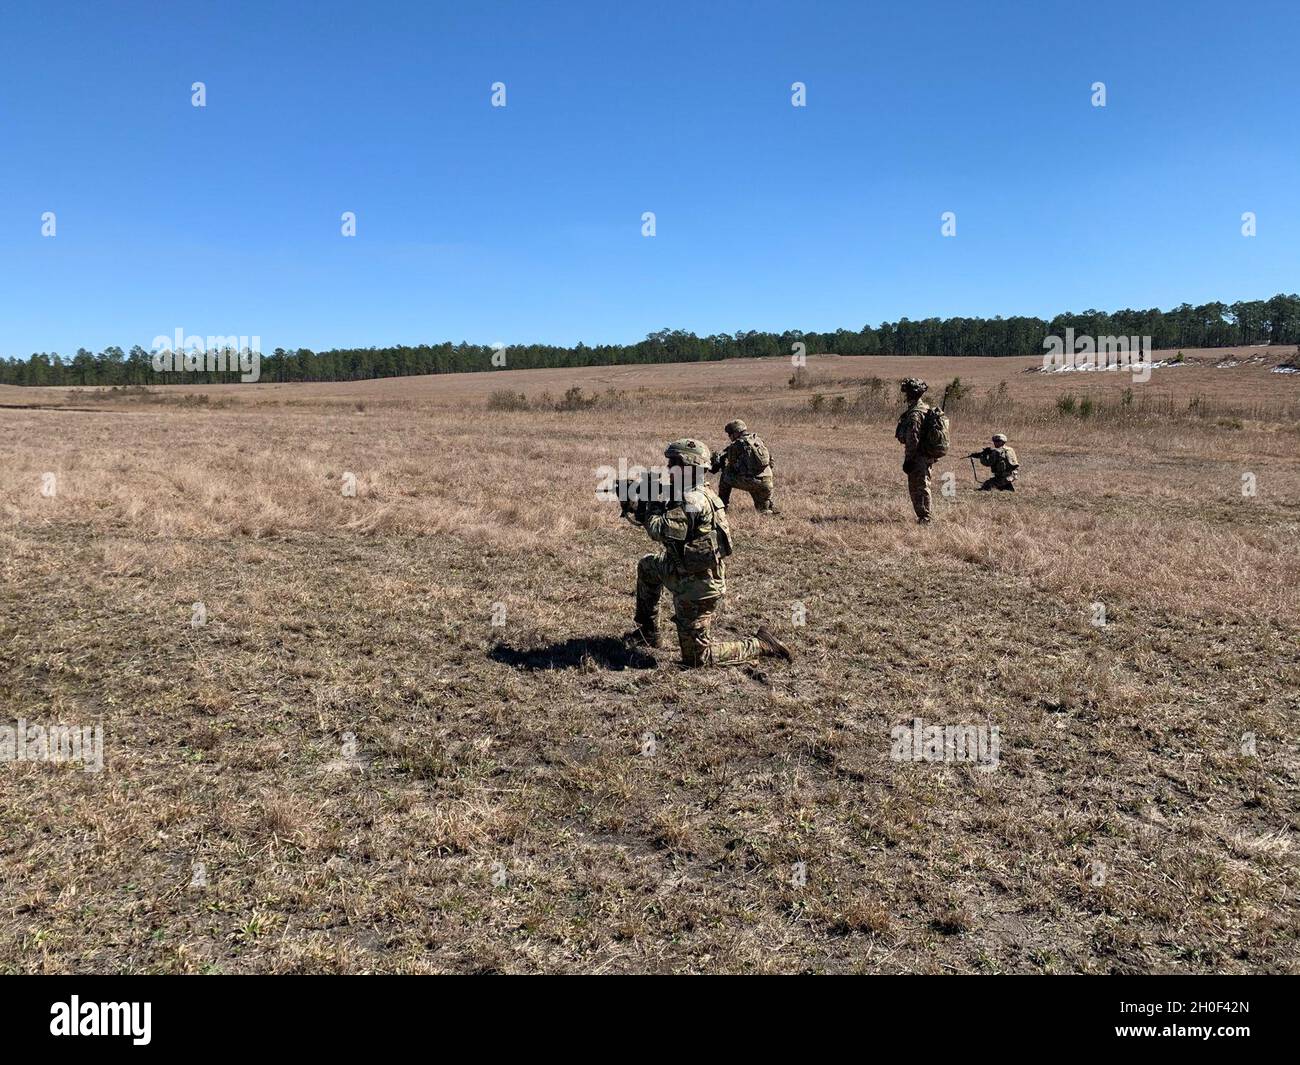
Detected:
[{"left": 4, "top": 294, "right": 1298, "bottom": 387}]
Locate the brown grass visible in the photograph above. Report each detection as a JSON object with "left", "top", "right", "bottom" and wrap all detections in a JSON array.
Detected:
[{"left": 1, "top": 351, "right": 1297, "bottom": 973}]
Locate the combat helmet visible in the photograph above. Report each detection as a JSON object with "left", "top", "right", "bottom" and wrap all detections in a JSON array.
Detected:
[
  {"left": 664, "top": 439, "right": 712, "bottom": 467},
  {"left": 900, "top": 377, "right": 928, "bottom": 396},
  {"left": 992, "top": 433, "right": 1007, "bottom": 445},
  {"left": 724, "top": 420, "right": 748, "bottom": 435}
]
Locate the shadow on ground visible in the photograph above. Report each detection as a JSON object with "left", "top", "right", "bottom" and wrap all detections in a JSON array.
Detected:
[{"left": 489, "top": 636, "right": 657, "bottom": 672}]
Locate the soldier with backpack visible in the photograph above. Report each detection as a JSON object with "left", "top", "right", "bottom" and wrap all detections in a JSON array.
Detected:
[
  {"left": 894, "top": 378, "right": 949, "bottom": 524},
  {"left": 625, "top": 438, "right": 794, "bottom": 668},
  {"left": 711, "top": 420, "right": 778, "bottom": 515}
]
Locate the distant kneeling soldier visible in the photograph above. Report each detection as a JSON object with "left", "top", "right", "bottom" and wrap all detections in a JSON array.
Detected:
[
  {"left": 971, "top": 434, "right": 1020, "bottom": 491},
  {"left": 711, "top": 420, "right": 778, "bottom": 514},
  {"left": 627, "top": 439, "right": 793, "bottom": 667}
]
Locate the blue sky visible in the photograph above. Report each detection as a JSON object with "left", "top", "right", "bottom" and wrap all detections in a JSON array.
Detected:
[{"left": 1, "top": 0, "right": 1297, "bottom": 357}]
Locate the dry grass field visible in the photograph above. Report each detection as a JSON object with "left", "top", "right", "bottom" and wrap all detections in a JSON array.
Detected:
[{"left": 2, "top": 349, "right": 1298, "bottom": 974}]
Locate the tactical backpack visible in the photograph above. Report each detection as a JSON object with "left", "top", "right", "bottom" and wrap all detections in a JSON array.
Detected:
[
  {"left": 734, "top": 434, "right": 771, "bottom": 478},
  {"left": 919, "top": 407, "right": 950, "bottom": 460}
]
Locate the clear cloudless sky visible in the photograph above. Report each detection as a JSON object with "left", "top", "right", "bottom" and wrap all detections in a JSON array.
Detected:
[{"left": 1, "top": 0, "right": 1298, "bottom": 357}]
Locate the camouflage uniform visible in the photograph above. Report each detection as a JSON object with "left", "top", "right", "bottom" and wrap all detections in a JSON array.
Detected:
[
  {"left": 712, "top": 421, "right": 777, "bottom": 513},
  {"left": 977, "top": 437, "right": 1019, "bottom": 491},
  {"left": 894, "top": 380, "right": 934, "bottom": 523},
  {"left": 631, "top": 440, "right": 789, "bottom": 668}
]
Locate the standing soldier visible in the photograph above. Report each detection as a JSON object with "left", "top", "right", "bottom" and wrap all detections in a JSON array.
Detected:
[
  {"left": 711, "top": 420, "right": 778, "bottom": 514},
  {"left": 970, "top": 433, "right": 1020, "bottom": 491},
  {"left": 894, "top": 378, "right": 937, "bottom": 524},
  {"left": 626, "top": 438, "right": 793, "bottom": 667}
]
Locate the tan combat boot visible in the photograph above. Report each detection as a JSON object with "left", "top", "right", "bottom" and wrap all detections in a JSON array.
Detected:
[{"left": 756, "top": 627, "right": 794, "bottom": 662}]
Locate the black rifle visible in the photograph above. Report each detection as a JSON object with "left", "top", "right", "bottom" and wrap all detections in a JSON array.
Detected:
[
  {"left": 966, "top": 448, "right": 989, "bottom": 482},
  {"left": 615, "top": 474, "right": 668, "bottom": 524}
]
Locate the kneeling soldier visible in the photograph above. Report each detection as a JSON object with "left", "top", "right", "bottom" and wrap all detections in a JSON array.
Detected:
[
  {"left": 971, "top": 433, "right": 1019, "bottom": 491},
  {"left": 627, "top": 438, "right": 793, "bottom": 667},
  {"left": 711, "top": 420, "right": 778, "bottom": 514}
]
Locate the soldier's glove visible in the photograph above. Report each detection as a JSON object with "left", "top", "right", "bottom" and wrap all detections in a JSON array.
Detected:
[
  {"left": 709, "top": 451, "right": 723, "bottom": 473},
  {"left": 633, "top": 498, "right": 666, "bottom": 524}
]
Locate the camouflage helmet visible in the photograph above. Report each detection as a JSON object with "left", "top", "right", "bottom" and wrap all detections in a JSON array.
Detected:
[
  {"left": 992, "top": 433, "right": 1008, "bottom": 445},
  {"left": 724, "top": 419, "right": 748, "bottom": 435},
  {"left": 664, "top": 438, "right": 712, "bottom": 467},
  {"left": 900, "top": 377, "right": 928, "bottom": 395}
]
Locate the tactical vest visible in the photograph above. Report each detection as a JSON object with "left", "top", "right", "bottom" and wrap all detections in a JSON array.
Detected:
[{"left": 670, "top": 486, "right": 733, "bottom": 574}]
